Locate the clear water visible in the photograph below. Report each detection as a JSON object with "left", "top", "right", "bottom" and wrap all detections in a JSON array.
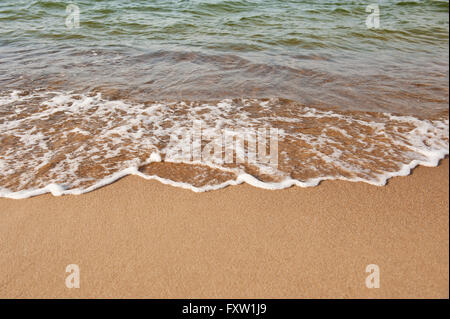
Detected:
[
  {"left": 0, "top": 0, "right": 448, "bottom": 197},
  {"left": 1, "top": 0, "right": 448, "bottom": 113}
]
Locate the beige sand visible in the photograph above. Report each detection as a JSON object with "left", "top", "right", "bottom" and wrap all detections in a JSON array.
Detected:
[{"left": 0, "top": 159, "right": 448, "bottom": 298}]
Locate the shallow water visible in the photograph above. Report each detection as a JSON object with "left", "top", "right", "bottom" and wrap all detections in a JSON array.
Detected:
[{"left": 0, "top": 0, "right": 448, "bottom": 197}]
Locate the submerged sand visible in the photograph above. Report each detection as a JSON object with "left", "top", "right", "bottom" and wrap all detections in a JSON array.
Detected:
[{"left": 0, "top": 159, "right": 448, "bottom": 298}]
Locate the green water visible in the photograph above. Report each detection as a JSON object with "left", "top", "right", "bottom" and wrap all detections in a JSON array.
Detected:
[
  {"left": 0, "top": 0, "right": 449, "bottom": 197},
  {"left": 0, "top": 0, "right": 448, "bottom": 113}
]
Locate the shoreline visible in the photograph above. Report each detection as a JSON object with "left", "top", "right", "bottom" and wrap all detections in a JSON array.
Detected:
[
  {"left": 1, "top": 90, "right": 448, "bottom": 200},
  {"left": 1, "top": 155, "right": 448, "bottom": 199},
  {"left": 0, "top": 160, "right": 448, "bottom": 298}
]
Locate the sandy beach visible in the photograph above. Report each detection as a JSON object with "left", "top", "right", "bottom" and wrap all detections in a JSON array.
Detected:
[
  {"left": 0, "top": 0, "right": 448, "bottom": 305},
  {"left": 0, "top": 159, "right": 448, "bottom": 299}
]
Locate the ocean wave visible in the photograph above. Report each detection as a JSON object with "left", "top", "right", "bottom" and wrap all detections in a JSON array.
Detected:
[{"left": 0, "top": 90, "right": 448, "bottom": 199}]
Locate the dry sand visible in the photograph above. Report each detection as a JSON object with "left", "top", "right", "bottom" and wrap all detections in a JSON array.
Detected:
[{"left": 0, "top": 159, "right": 448, "bottom": 298}]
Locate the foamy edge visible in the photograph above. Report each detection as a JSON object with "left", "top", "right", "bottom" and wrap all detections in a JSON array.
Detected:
[
  {"left": 1, "top": 153, "right": 447, "bottom": 199},
  {"left": 0, "top": 90, "right": 448, "bottom": 199}
]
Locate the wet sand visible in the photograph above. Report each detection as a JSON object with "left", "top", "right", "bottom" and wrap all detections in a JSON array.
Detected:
[{"left": 0, "top": 159, "right": 448, "bottom": 298}]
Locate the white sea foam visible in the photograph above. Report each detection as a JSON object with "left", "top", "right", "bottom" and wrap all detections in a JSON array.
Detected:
[{"left": 0, "top": 90, "right": 448, "bottom": 199}]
